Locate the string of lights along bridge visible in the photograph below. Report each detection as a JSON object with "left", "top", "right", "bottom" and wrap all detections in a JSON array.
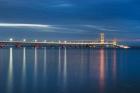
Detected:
[{"left": 0, "top": 33, "right": 129, "bottom": 48}]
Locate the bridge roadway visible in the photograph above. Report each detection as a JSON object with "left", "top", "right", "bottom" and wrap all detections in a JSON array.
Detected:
[{"left": 0, "top": 40, "right": 128, "bottom": 48}]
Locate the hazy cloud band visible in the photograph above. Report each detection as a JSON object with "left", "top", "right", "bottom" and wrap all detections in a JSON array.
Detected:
[{"left": 0, "top": 23, "right": 49, "bottom": 28}]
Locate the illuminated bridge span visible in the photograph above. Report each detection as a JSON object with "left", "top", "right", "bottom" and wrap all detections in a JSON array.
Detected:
[{"left": 0, "top": 33, "right": 129, "bottom": 49}]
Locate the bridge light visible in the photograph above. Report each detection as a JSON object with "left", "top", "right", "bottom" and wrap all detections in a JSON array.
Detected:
[
  {"left": 35, "top": 40, "right": 37, "bottom": 42},
  {"left": 123, "top": 46, "right": 130, "bottom": 49},
  {"left": 44, "top": 40, "right": 47, "bottom": 42},
  {"left": 59, "top": 40, "right": 61, "bottom": 43},
  {"left": 113, "top": 40, "right": 117, "bottom": 46},
  {"left": 9, "top": 38, "right": 13, "bottom": 41},
  {"left": 23, "top": 39, "right": 26, "bottom": 42}
]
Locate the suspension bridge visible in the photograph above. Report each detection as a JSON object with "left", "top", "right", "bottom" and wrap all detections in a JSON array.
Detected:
[{"left": 0, "top": 33, "right": 130, "bottom": 48}]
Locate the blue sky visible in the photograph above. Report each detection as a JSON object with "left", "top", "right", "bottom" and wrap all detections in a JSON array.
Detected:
[{"left": 0, "top": 0, "right": 140, "bottom": 44}]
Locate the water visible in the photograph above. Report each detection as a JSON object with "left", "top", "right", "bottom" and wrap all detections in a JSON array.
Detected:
[{"left": 0, "top": 47, "right": 140, "bottom": 93}]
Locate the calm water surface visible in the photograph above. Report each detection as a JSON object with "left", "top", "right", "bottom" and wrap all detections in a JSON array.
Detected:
[{"left": 0, "top": 47, "right": 140, "bottom": 93}]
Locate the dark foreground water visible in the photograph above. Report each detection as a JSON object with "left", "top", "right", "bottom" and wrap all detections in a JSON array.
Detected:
[{"left": 0, "top": 47, "right": 140, "bottom": 93}]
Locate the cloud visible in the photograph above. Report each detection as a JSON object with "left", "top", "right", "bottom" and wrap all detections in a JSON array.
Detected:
[
  {"left": 45, "top": 25, "right": 86, "bottom": 34},
  {"left": 37, "top": 24, "right": 119, "bottom": 34},
  {"left": 0, "top": 23, "right": 49, "bottom": 28},
  {"left": 0, "top": 23, "right": 119, "bottom": 34},
  {"left": 84, "top": 25, "right": 119, "bottom": 32},
  {"left": 0, "top": 23, "right": 84, "bottom": 34},
  {"left": 51, "top": 3, "right": 74, "bottom": 8},
  {"left": 47, "top": 0, "right": 75, "bottom": 8},
  {"left": 47, "top": 25, "right": 83, "bottom": 32}
]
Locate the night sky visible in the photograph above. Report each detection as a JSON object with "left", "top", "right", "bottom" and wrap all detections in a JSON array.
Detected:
[{"left": 0, "top": 0, "right": 140, "bottom": 44}]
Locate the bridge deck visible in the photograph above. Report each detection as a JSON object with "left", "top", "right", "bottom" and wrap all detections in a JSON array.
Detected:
[{"left": 0, "top": 40, "right": 129, "bottom": 48}]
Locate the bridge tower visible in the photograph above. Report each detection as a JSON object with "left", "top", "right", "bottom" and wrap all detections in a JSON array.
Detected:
[
  {"left": 113, "top": 39, "right": 117, "bottom": 46},
  {"left": 100, "top": 33, "right": 105, "bottom": 44}
]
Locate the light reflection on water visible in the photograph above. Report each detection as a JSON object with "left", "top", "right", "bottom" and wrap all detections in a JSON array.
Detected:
[
  {"left": 43, "top": 47, "right": 47, "bottom": 78},
  {"left": 34, "top": 47, "right": 38, "bottom": 89},
  {"left": 99, "top": 49, "right": 105, "bottom": 93},
  {"left": 1, "top": 48, "right": 140, "bottom": 93},
  {"left": 112, "top": 49, "right": 116, "bottom": 81},
  {"left": 58, "top": 47, "right": 61, "bottom": 76},
  {"left": 21, "top": 47, "right": 26, "bottom": 92},
  {"left": 63, "top": 47, "right": 67, "bottom": 89},
  {"left": 7, "top": 47, "right": 13, "bottom": 93}
]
